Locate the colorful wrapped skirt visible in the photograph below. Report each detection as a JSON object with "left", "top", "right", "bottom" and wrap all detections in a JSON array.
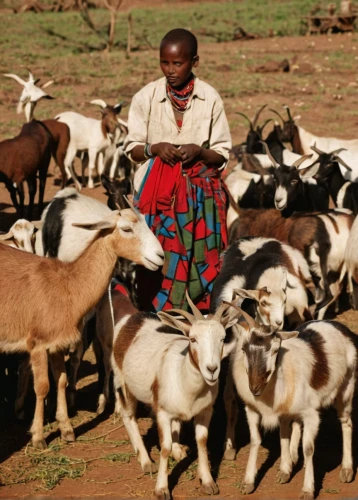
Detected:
[{"left": 134, "top": 158, "right": 228, "bottom": 312}]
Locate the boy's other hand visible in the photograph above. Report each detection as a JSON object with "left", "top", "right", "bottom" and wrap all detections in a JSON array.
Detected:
[
  {"left": 179, "top": 144, "right": 202, "bottom": 165},
  {"left": 151, "top": 142, "right": 182, "bottom": 167}
]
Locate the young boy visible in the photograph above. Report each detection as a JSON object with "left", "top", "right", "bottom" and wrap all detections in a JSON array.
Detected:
[{"left": 124, "top": 28, "right": 232, "bottom": 312}]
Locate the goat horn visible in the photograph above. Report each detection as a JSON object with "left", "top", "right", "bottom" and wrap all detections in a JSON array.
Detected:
[
  {"left": 331, "top": 147, "right": 346, "bottom": 156},
  {"left": 259, "top": 118, "right": 273, "bottom": 136},
  {"left": 25, "top": 68, "right": 35, "bottom": 81},
  {"left": 41, "top": 79, "right": 54, "bottom": 89},
  {"left": 336, "top": 156, "right": 353, "bottom": 171},
  {"left": 123, "top": 195, "right": 142, "bottom": 218},
  {"left": 260, "top": 141, "right": 279, "bottom": 167},
  {"left": 185, "top": 290, "right": 204, "bottom": 320},
  {"left": 252, "top": 104, "right": 267, "bottom": 129},
  {"left": 283, "top": 105, "right": 294, "bottom": 122},
  {"left": 291, "top": 154, "right": 313, "bottom": 169},
  {"left": 90, "top": 99, "right": 108, "bottom": 108},
  {"left": 4, "top": 73, "right": 26, "bottom": 86},
  {"left": 310, "top": 142, "right": 326, "bottom": 156},
  {"left": 223, "top": 300, "right": 257, "bottom": 329},
  {"left": 212, "top": 301, "right": 232, "bottom": 322},
  {"left": 165, "top": 308, "right": 196, "bottom": 324},
  {"left": 236, "top": 111, "right": 253, "bottom": 131},
  {"left": 269, "top": 108, "right": 285, "bottom": 125}
]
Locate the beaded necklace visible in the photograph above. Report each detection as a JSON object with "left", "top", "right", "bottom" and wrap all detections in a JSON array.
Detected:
[{"left": 166, "top": 76, "right": 195, "bottom": 113}]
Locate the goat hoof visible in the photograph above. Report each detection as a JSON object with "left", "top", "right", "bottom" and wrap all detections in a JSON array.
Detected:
[
  {"left": 155, "top": 487, "right": 170, "bottom": 500},
  {"left": 223, "top": 448, "right": 236, "bottom": 461},
  {"left": 300, "top": 491, "right": 314, "bottom": 500},
  {"left": 171, "top": 444, "right": 187, "bottom": 462},
  {"left": 61, "top": 429, "right": 75, "bottom": 443},
  {"left": 200, "top": 480, "right": 219, "bottom": 495},
  {"left": 143, "top": 461, "right": 158, "bottom": 474},
  {"left": 242, "top": 483, "right": 255, "bottom": 495},
  {"left": 33, "top": 438, "right": 47, "bottom": 450},
  {"left": 276, "top": 471, "right": 291, "bottom": 484},
  {"left": 97, "top": 394, "right": 106, "bottom": 415},
  {"left": 340, "top": 467, "right": 353, "bottom": 483}
]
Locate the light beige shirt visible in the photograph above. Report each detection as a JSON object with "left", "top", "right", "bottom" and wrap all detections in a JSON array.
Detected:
[{"left": 124, "top": 76, "right": 232, "bottom": 190}]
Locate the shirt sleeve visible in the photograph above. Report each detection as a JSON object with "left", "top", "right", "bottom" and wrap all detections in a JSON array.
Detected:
[
  {"left": 124, "top": 91, "right": 149, "bottom": 162},
  {"left": 209, "top": 97, "right": 232, "bottom": 163}
]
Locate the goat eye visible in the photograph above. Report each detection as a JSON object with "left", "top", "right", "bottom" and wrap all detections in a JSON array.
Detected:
[
  {"left": 261, "top": 301, "right": 267, "bottom": 307},
  {"left": 121, "top": 227, "right": 133, "bottom": 233},
  {"left": 291, "top": 180, "right": 298, "bottom": 186},
  {"left": 190, "top": 337, "right": 196, "bottom": 343}
]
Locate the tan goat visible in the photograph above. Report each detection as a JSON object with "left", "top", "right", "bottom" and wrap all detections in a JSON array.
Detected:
[{"left": 0, "top": 208, "right": 164, "bottom": 449}]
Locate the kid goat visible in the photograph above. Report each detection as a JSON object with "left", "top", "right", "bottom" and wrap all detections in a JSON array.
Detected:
[
  {"left": 0, "top": 207, "right": 164, "bottom": 449},
  {"left": 111, "top": 294, "right": 239, "bottom": 500},
  {"left": 224, "top": 306, "right": 357, "bottom": 500}
]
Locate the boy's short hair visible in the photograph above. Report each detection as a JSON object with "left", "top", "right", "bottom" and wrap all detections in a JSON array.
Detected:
[{"left": 160, "top": 29, "right": 198, "bottom": 59}]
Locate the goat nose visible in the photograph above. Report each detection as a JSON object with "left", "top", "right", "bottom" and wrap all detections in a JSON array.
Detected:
[
  {"left": 207, "top": 364, "right": 218, "bottom": 375},
  {"left": 275, "top": 320, "right": 283, "bottom": 328}
]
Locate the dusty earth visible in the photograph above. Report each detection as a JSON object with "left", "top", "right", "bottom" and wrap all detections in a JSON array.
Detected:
[{"left": 1, "top": 5, "right": 358, "bottom": 498}]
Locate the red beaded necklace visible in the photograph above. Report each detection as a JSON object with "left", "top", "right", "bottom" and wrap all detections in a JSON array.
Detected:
[{"left": 166, "top": 76, "right": 195, "bottom": 112}]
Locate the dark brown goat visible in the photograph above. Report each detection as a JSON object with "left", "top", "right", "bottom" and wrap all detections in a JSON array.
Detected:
[
  {"left": 42, "top": 119, "right": 71, "bottom": 189},
  {"left": 0, "top": 120, "right": 53, "bottom": 219}
]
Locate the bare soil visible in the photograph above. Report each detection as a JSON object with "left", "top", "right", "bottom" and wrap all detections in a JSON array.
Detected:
[{"left": 1, "top": 25, "right": 358, "bottom": 500}]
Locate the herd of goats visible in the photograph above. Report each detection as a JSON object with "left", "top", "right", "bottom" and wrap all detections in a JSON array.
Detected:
[{"left": 1, "top": 71, "right": 358, "bottom": 499}]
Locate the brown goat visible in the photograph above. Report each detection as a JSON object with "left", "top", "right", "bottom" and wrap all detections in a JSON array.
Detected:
[
  {"left": 0, "top": 208, "right": 164, "bottom": 449},
  {"left": 42, "top": 119, "right": 71, "bottom": 189},
  {"left": 0, "top": 120, "right": 53, "bottom": 219}
]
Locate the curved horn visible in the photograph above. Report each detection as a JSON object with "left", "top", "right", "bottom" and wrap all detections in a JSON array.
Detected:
[
  {"left": 269, "top": 108, "right": 285, "bottom": 125},
  {"left": 252, "top": 104, "right": 267, "bottom": 129},
  {"left": 223, "top": 300, "right": 257, "bottom": 329},
  {"left": 260, "top": 141, "right": 279, "bottom": 167},
  {"left": 236, "top": 111, "right": 253, "bottom": 131},
  {"left": 335, "top": 156, "right": 353, "bottom": 171},
  {"left": 164, "top": 308, "right": 196, "bottom": 324},
  {"left": 258, "top": 118, "right": 273, "bottom": 136},
  {"left": 90, "top": 99, "right": 108, "bottom": 108},
  {"left": 4, "top": 73, "right": 26, "bottom": 86},
  {"left": 291, "top": 154, "right": 313, "bottom": 169},
  {"left": 310, "top": 142, "right": 326, "bottom": 156},
  {"left": 123, "top": 195, "right": 142, "bottom": 218},
  {"left": 185, "top": 290, "right": 204, "bottom": 320},
  {"left": 331, "top": 147, "right": 346, "bottom": 156},
  {"left": 283, "top": 105, "right": 294, "bottom": 122},
  {"left": 212, "top": 301, "right": 232, "bottom": 322},
  {"left": 26, "top": 68, "right": 35, "bottom": 82}
]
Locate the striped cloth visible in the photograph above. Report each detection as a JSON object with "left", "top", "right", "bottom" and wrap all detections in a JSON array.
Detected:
[{"left": 134, "top": 157, "right": 228, "bottom": 312}]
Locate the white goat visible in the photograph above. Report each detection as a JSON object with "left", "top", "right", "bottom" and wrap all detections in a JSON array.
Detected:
[
  {"left": 224, "top": 307, "right": 356, "bottom": 500},
  {"left": 111, "top": 295, "right": 239, "bottom": 499},
  {"left": 0, "top": 219, "right": 41, "bottom": 253},
  {"left": 56, "top": 100, "right": 124, "bottom": 190},
  {"left": 4, "top": 70, "right": 54, "bottom": 122},
  {"left": 0, "top": 207, "right": 164, "bottom": 449}
]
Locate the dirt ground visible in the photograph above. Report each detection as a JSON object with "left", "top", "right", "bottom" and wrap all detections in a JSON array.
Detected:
[{"left": 1, "top": 20, "right": 358, "bottom": 500}]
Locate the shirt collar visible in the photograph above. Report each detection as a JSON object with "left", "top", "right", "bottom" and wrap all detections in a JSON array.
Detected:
[{"left": 157, "top": 75, "right": 205, "bottom": 102}]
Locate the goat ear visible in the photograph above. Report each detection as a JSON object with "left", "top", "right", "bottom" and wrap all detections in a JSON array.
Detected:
[
  {"left": 0, "top": 230, "right": 14, "bottom": 241},
  {"left": 233, "top": 288, "right": 261, "bottom": 302},
  {"left": 298, "top": 161, "right": 320, "bottom": 179},
  {"left": 157, "top": 311, "right": 191, "bottom": 335},
  {"left": 276, "top": 330, "right": 299, "bottom": 341},
  {"left": 72, "top": 211, "right": 120, "bottom": 231},
  {"left": 31, "top": 220, "right": 43, "bottom": 230},
  {"left": 222, "top": 337, "right": 237, "bottom": 359},
  {"left": 220, "top": 308, "right": 243, "bottom": 329}
]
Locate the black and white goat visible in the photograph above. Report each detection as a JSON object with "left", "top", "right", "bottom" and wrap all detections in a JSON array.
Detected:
[
  {"left": 298, "top": 144, "right": 358, "bottom": 213},
  {"left": 210, "top": 237, "right": 312, "bottom": 327},
  {"left": 224, "top": 307, "right": 357, "bottom": 500},
  {"left": 111, "top": 295, "right": 239, "bottom": 499}
]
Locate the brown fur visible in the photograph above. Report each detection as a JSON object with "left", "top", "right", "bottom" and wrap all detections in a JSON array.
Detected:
[
  {"left": 276, "top": 364, "right": 296, "bottom": 414},
  {"left": 113, "top": 313, "right": 146, "bottom": 370},
  {"left": 43, "top": 119, "right": 71, "bottom": 189},
  {"left": 151, "top": 377, "right": 159, "bottom": 412}
]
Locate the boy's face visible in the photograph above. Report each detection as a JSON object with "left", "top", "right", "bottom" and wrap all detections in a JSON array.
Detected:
[{"left": 160, "top": 42, "right": 199, "bottom": 88}]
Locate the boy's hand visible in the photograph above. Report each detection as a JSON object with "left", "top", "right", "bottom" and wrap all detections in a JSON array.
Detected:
[
  {"left": 151, "top": 142, "right": 182, "bottom": 167},
  {"left": 179, "top": 144, "right": 203, "bottom": 165}
]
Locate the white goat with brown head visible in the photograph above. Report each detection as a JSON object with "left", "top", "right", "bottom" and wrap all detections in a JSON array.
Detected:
[
  {"left": 224, "top": 305, "right": 356, "bottom": 500},
  {"left": 111, "top": 294, "right": 240, "bottom": 500},
  {"left": 0, "top": 206, "right": 164, "bottom": 450}
]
